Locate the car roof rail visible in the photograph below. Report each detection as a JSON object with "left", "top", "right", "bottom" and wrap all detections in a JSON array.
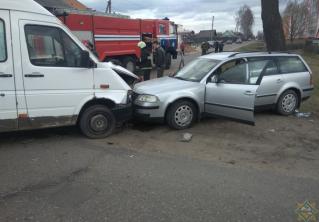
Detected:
[
  {"left": 268, "top": 51, "right": 293, "bottom": 54},
  {"left": 227, "top": 51, "right": 262, "bottom": 58}
]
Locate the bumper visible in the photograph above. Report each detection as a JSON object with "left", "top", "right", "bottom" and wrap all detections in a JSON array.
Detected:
[
  {"left": 112, "top": 104, "right": 133, "bottom": 123},
  {"left": 133, "top": 105, "right": 164, "bottom": 123}
]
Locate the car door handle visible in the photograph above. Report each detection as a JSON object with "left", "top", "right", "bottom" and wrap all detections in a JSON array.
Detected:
[
  {"left": 276, "top": 79, "right": 282, "bottom": 83},
  {"left": 0, "top": 72, "right": 13, "bottom": 78},
  {"left": 0, "top": 93, "right": 5, "bottom": 97},
  {"left": 24, "top": 72, "right": 45, "bottom": 78},
  {"left": 244, "top": 91, "right": 255, "bottom": 96}
]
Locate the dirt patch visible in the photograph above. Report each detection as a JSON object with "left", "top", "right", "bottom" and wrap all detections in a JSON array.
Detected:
[{"left": 95, "top": 112, "right": 319, "bottom": 179}]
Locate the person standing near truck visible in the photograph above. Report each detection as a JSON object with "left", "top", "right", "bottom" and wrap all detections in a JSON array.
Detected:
[
  {"left": 153, "top": 41, "right": 166, "bottom": 78},
  {"left": 137, "top": 41, "right": 152, "bottom": 81},
  {"left": 218, "top": 41, "right": 224, "bottom": 52}
]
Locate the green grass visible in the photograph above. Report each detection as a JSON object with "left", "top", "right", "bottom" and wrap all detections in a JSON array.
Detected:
[
  {"left": 238, "top": 41, "right": 266, "bottom": 52},
  {"left": 238, "top": 42, "right": 319, "bottom": 113}
]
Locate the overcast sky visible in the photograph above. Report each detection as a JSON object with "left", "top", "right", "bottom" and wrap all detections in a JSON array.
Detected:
[{"left": 79, "top": 0, "right": 286, "bottom": 34}]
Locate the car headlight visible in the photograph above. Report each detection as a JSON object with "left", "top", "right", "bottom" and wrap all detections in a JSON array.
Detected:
[{"left": 137, "top": 94, "right": 159, "bottom": 103}]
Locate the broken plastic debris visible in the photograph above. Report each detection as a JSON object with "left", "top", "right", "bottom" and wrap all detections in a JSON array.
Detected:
[
  {"left": 180, "top": 133, "right": 193, "bottom": 142},
  {"left": 294, "top": 111, "right": 312, "bottom": 118}
]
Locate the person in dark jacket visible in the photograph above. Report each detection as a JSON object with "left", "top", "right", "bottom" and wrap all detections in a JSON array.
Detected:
[
  {"left": 137, "top": 41, "right": 152, "bottom": 81},
  {"left": 214, "top": 41, "right": 219, "bottom": 53},
  {"left": 153, "top": 41, "right": 166, "bottom": 78},
  {"left": 218, "top": 41, "right": 224, "bottom": 52},
  {"left": 201, "top": 42, "right": 209, "bottom": 55}
]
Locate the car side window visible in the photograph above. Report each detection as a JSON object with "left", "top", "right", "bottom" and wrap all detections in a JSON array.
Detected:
[
  {"left": 264, "top": 60, "right": 279, "bottom": 75},
  {"left": 25, "top": 25, "right": 83, "bottom": 67},
  {"left": 215, "top": 59, "right": 248, "bottom": 84},
  {"left": 277, "top": 57, "right": 307, "bottom": 74},
  {"left": 248, "top": 60, "right": 271, "bottom": 84},
  {"left": 0, "top": 19, "right": 7, "bottom": 62}
]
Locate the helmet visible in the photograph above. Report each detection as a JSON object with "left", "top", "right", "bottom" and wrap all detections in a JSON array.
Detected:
[{"left": 137, "top": 41, "right": 146, "bottom": 49}]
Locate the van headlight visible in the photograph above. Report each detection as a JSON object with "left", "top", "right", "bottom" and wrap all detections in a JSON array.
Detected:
[{"left": 137, "top": 94, "right": 159, "bottom": 103}]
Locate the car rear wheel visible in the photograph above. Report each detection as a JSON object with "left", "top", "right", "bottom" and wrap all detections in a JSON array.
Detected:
[
  {"left": 277, "top": 90, "right": 299, "bottom": 115},
  {"left": 79, "top": 105, "right": 116, "bottom": 139},
  {"left": 166, "top": 100, "right": 197, "bottom": 130}
]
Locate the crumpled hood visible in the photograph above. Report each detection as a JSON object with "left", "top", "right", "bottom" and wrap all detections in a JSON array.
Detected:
[
  {"left": 134, "top": 76, "right": 200, "bottom": 95},
  {"left": 100, "top": 62, "right": 139, "bottom": 79}
]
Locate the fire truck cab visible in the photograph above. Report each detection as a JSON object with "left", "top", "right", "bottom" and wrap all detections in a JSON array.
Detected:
[{"left": 58, "top": 10, "right": 178, "bottom": 73}]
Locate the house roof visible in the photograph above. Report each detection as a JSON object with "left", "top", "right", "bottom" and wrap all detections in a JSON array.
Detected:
[
  {"left": 34, "top": 0, "right": 72, "bottom": 9},
  {"left": 65, "top": 0, "right": 88, "bottom": 10},
  {"left": 196, "top": 30, "right": 217, "bottom": 38},
  {"left": 34, "top": 0, "right": 88, "bottom": 10}
]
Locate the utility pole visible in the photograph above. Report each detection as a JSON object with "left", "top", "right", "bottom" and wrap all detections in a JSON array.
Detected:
[
  {"left": 211, "top": 16, "right": 215, "bottom": 41},
  {"left": 106, "top": 0, "right": 111, "bottom": 14}
]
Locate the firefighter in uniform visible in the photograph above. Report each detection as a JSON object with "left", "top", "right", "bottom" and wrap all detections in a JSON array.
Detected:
[{"left": 137, "top": 41, "right": 152, "bottom": 81}]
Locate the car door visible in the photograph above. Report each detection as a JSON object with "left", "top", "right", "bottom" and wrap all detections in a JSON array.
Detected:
[
  {"left": 205, "top": 59, "right": 266, "bottom": 124},
  {"left": 0, "top": 10, "right": 17, "bottom": 131},
  {"left": 249, "top": 57, "right": 284, "bottom": 107},
  {"left": 19, "top": 20, "right": 93, "bottom": 128}
]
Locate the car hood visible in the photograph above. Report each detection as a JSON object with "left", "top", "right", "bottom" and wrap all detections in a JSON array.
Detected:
[{"left": 134, "top": 76, "right": 200, "bottom": 95}]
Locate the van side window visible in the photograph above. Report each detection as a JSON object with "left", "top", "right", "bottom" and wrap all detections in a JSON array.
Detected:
[
  {"left": 0, "top": 19, "right": 7, "bottom": 62},
  {"left": 277, "top": 57, "right": 307, "bottom": 74},
  {"left": 25, "top": 25, "right": 83, "bottom": 67}
]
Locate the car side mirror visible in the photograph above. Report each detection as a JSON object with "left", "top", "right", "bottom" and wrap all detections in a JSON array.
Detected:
[{"left": 80, "top": 50, "right": 94, "bottom": 68}]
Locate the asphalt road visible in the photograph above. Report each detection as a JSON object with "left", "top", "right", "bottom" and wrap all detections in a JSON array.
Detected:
[
  {"left": 0, "top": 128, "right": 318, "bottom": 222},
  {"left": 1, "top": 41, "right": 318, "bottom": 222}
]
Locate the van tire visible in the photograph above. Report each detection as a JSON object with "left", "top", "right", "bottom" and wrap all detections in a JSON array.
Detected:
[
  {"left": 276, "top": 90, "right": 299, "bottom": 116},
  {"left": 79, "top": 105, "right": 116, "bottom": 139},
  {"left": 166, "top": 100, "right": 197, "bottom": 130}
]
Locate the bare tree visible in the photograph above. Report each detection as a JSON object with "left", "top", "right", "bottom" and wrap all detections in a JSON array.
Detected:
[
  {"left": 261, "top": 0, "right": 286, "bottom": 51},
  {"left": 257, "top": 31, "right": 264, "bottom": 40},
  {"left": 283, "top": 0, "right": 308, "bottom": 42},
  {"left": 236, "top": 5, "right": 254, "bottom": 39}
]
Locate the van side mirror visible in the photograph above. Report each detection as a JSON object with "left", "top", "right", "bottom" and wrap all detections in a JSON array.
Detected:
[{"left": 80, "top": 50, "right": 94, "bottom": 68}]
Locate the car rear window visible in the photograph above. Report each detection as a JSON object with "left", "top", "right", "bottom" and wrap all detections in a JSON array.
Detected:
[{"left": 277, "top": 57, "right": 308, "bottom": 74}]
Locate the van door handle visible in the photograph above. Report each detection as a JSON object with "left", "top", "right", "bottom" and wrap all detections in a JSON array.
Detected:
[
  {"left": 24, "top": 72, "right": 44, "bottom": 78},
  {"left": 0, "top": 72, "right": 13, "bottom": 78},
  {"left": 244, "top": 91, "right": 255, "bottom": 96}
]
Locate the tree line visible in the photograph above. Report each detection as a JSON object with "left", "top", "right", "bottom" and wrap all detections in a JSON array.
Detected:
[{"left": 235, "top": 0, "right": 311, "bottom": 51}]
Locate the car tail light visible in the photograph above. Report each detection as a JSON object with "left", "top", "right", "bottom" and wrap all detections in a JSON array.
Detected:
[{"left": 310, "top": 73, "right": 314, "bottom": 85}]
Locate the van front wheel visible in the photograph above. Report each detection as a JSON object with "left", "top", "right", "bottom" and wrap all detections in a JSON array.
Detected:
[{"left": 79, "top": 105, "right": 116, "bottom": 139}]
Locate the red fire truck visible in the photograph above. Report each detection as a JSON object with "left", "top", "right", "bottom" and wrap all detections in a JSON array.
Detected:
[{"left": 56, "top": 10, "right": 178, "bottom": 72}]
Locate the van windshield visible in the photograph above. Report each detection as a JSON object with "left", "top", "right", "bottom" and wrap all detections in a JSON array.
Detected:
[{"left": 173, "top": 58, "right": 220, "bottom": 82}]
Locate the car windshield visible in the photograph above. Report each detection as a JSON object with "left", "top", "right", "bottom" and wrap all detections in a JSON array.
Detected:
[{"left": 173, "top": 58, "right": 220, "bottom": 82}]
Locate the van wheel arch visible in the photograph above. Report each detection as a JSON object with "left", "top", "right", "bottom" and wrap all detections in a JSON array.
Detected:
[{"left": 77, "top": 98, "right": 116, "bottom": 124}]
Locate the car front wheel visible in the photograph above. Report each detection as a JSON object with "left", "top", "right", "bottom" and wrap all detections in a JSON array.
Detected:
[
  {"left": 166, "top": 100, "right": 197, "bottom": 130},
  {"left": 277, "top": 90, "right": 299, "bottom": 115},
  {"left": 79, "top": 105, "right": 116, "bottom": 139}
]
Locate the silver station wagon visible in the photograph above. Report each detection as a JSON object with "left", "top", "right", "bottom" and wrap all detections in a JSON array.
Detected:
[{"left": 133, "top": 52, "right": 314, "bottom": 129}]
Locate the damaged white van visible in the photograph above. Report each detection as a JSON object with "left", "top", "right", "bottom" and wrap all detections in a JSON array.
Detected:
[{"left": 0, "top": 0, "right": 138, "bottom": 138}]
